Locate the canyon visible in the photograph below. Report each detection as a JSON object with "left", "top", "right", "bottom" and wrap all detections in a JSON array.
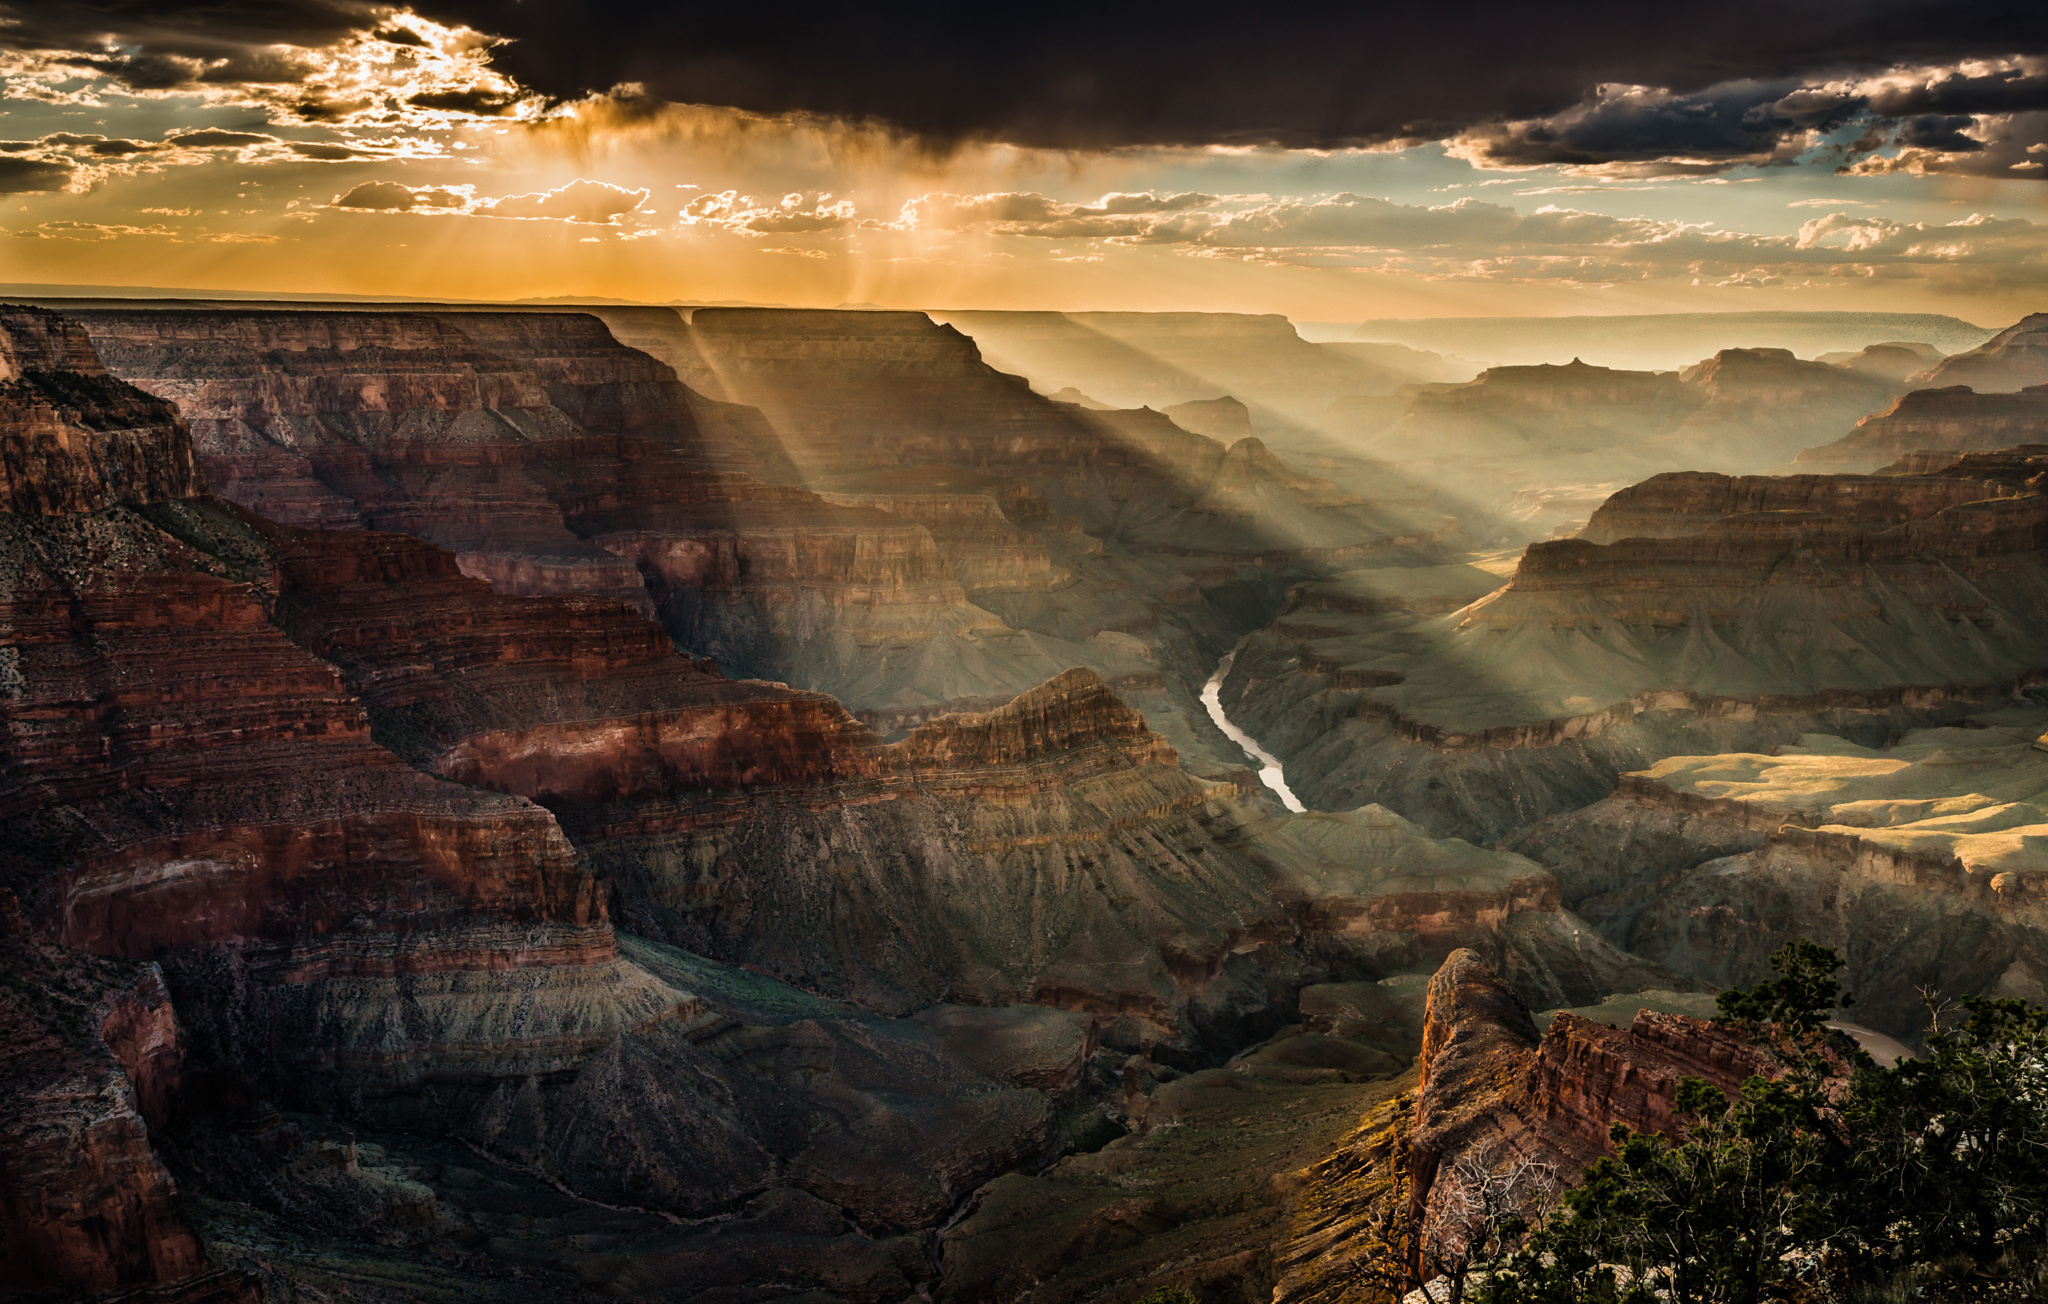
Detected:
[
  {"left": 0, "top": 304, "right": 1675, "bottom": 1301},
  {"left": 6, "top": 295, "right": 2048, "bottom": 1304}
]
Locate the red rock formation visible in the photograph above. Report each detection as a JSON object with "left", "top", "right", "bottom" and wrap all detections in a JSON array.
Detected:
[{"left": 0, "top": 896, "right": 259, "bottom": 1302}]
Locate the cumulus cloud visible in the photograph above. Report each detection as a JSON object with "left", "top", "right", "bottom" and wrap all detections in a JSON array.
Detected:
[
  {"left": 681, "top": 190, "right": 857, "bottom": 235},
  {"left": 476, "top": 179, "right": 649, "bottom": 223},
  {"left": 332, "top": 177, "right": 649, "bottom": 224},
  {"left": 334, "top": 180, "right": 464, "bottom": 211}
]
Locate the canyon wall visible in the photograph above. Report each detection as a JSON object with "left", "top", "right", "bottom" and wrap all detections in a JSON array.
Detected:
[
  {"left": 1921, "top": 312, "right": 2048, "bottom": 393},
  {"left": 1220, "top": 448, "right": 2048, "bottom": 841}
]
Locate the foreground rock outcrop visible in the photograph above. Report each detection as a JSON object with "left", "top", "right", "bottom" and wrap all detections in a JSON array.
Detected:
[
  {"left": 1274, "top": 950, "right": 1764, "bottom": 1304},
  {"left": 0, "top": 892, "right": 259, "bottom": 1302}
]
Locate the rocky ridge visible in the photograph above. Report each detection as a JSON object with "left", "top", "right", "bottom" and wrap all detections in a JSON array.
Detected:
[
  {"left": 1922, "top": 312, "right": 2048, "bottom": 392},
  {"left": 1796, "top": 385, "right": 2048, "bottom": 470}
]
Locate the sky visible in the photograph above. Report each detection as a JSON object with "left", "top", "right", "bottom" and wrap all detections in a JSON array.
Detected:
[{"left": 2, "top": 2, "right": 2045, "bottom": 323}]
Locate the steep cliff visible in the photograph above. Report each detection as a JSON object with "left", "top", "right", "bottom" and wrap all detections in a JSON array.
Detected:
[
  {"left": 1, "top": 305, "right": 202, "bottom": 515},
  {"left": 680, "top": 306, "right": 1457, "bottom": 777},
  {"left": 933, "top": 309, "right": 1399, "bottom": 435},
  {"left": 0, "top": 314, "right": 1097, "bottom": 1283},
  {"left": 1220, "top": 449, "right": 2048, "bottom": 840},
  {"left": 0, "top": 895, "right": 259, "bottom": 1302}
]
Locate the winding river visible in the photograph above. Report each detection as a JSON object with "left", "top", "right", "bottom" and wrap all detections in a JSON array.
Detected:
[{"left": 1200, "top": 650, "right": 1307, "bottom": 813}]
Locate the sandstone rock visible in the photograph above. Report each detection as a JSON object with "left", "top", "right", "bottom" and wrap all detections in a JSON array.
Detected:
[
  {"left": 1, "top": 305, "right": 202, "bottom": 515},
  {"left": 1273, "top": 950, "right": 1762, "bottom": 1304}
]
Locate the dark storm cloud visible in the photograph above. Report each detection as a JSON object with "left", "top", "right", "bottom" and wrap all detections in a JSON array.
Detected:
[
  {"left": 167, "top": 130, "right": 279, "bottom": 148},
  {"left": 0, "top": 1, "right": 373, "bottom": 91},
  {"left": 1457, "top": 60, "right": 2048, "bottom": 173},
  {"left": 418, "top": 0, "right": 2046, "bottom": 150},
  {"left": 0, "top": 157, "right": 74, "bottom": 192},
  {"left": 5, "top": 0, "right": 2046, "bottom": 174},
  {"left": 406, "top": 88, "right": 515, "bottom": 114}
]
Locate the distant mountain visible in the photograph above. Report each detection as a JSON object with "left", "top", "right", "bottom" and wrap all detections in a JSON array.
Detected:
[{"left": 1323, "top": 311, "right": 1996, "bottom": 371}]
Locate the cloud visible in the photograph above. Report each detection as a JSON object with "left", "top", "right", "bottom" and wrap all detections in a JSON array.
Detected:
[
  {"left": 476, "top": 179, "right": 649, "bottom": 223},
  {"left": 0, "top": 156, "right": 73, "bottom": 192},
  {"left": 415, "top": 0, "right": 2044, "bottom": 151},
  {"left": 1450, "top": 59, "right": 2048, "bottom": 179},
  {"left": 287, "top": 141, "right": 368, "bottom": 160},
  {"left": 167, "top": 130, "right": 279, "bottom": 148},
  {"left": 334, "top": 181, "right": 449, "bottom": 211},
  {"left": 900, "top": 191, "right": 1222, "bottom": 238},
  {"left": 0, "top": 5, "right": 533, "bottom": 154},
  {"left": 5, "top": 0, "right": 2039, "bottom": 158},
  {"left": 681, "top": 190, "right": 857, "bottom": 235},
  {"left": 13, "top": 219, "right": 177, "bottom": 240},
  {"left": 897, "top": 185, "right": 2048, "bottom": 289},
  {"left": 332, "top": 177, "right": 649, "bottom": 224}
]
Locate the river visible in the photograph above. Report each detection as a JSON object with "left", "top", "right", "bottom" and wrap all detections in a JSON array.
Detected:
[{"left": 1199, "top": 650, "right": 1307, "bottom": 813}]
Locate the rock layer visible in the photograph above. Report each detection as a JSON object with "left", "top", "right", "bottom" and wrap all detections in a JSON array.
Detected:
[{"left": 1922, "top": 312, "right": 2048, "bottom": 392}]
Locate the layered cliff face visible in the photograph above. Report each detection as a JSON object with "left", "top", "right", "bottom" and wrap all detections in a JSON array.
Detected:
[
  {"left": 1505, "top": 706, "right": 2048, "bottom": 1040},
  {"left": 1796, "top": 384, "right": 2048, "bottom": 470},
  {"left": 1922, "top": 312, "right": 2048, "bottom": 392},
  {"left": 1273, "top": 950, "right": 1764, "bottom": 1304},
  {"left": 0, "top": 315, "right": 1113, "bottom": 1286},
  {"left": 1672, "top": 347, "right": 1907, "bottom": 463},
  {"left": 62, "top": 306, "right": 1143, "bottom": 727},
  {"left": 242, "top": 494, "right": 1649, "bottom": 1048},
  {"left": 1219, "top": 449, "right": 2048, "bottom": 841},
  {"left": 679, "top": 306, "right": 1456, "bottom": 777},
  {"left": 0, "top": 896, "right": 259, "bottom": 1303}
]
